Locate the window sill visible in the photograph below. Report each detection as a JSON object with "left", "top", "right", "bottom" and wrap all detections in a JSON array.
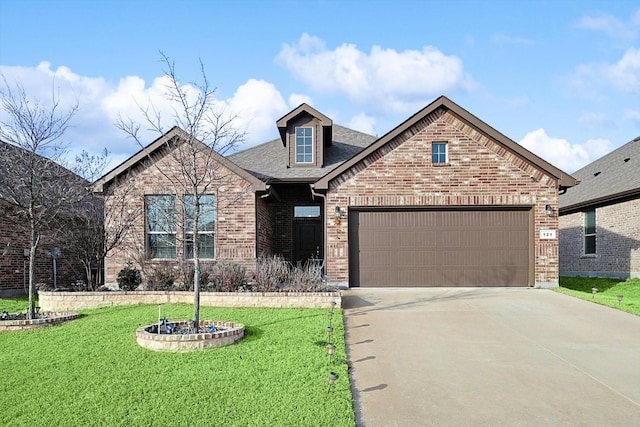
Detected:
[
  {"left": 581, "top": 254, "right": 597, "bottom": 259},
  {"left": 432, "top": 163, "right": 451, "bottom": 167}
]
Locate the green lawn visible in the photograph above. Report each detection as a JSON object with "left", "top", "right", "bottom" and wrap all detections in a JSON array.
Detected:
[
  {"left": 0, "top": 302, "right": 353, "bottom": 426},
  {"left": 557, "top": 276, "right": 640, "bottom": 316}
]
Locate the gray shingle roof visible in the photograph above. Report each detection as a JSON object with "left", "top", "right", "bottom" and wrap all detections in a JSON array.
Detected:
[
  {"left": 228, "top": 124, "right": 376, "bottom": 182},
  {"left": 559, "top": 136, "right": 640, "bottom": 211}
]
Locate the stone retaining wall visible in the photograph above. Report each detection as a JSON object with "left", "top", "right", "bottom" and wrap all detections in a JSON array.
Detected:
[{"left": 38, "top": 290, "right": 342, "bottom": 311}]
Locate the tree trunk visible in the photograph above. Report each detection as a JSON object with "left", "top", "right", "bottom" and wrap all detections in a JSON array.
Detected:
[
  {"left": 192, "top": 196, "right": 200, "bottom": 332},
  {"left": 27, "top": 230, "right": 38, "bottom": 320}
]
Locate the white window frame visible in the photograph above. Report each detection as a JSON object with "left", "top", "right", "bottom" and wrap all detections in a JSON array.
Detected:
[
  {"left": 146, "top": 195, "right": 177, "bottom": 259},
  {"left": 184, "top": 194, "right": 216, "bottom": 260},
  {"left": 295, "top": 127, "right": 314, "bottom": 164},
  {"left": 432, "top": 141, "right": 448, "bottom": 164}
]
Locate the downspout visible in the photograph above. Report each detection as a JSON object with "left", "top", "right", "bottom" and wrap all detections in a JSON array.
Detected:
[{"left": 310, "top": 184, "right": 328, "bottom": 279}]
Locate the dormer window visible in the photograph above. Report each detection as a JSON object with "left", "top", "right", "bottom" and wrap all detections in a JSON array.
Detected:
[{"left": 296, "top": 127, "right": 314, "bottom": 163}]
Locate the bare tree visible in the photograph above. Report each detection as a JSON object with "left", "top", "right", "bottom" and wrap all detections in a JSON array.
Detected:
[
  {"left": 0, "top": 76, "right": 80, "bottom": 318},
  {"left": 116, "top": 53, "right": 245, "bottom": 330},
  {"left": 67, "top": 150, "right": 141, "bottom": 290}
]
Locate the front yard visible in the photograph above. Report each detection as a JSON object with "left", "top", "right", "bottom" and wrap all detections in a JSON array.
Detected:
[
  {"left": 0, "top": 302, "right": 353, "bottom": 426},
  {"left": 558, "top": 276, "right": 640, "bottom": 316}
]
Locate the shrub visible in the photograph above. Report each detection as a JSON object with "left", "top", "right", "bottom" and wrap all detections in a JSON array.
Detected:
[
  {"left": 252, "top": 256, "right": 290, "bottom": 292},
  {"left": 284, "top": 264, "right": 331, "bottom": 292},
  {"left": 147, "top": 267, "right": 175, "bottom": 291},
  {"left": 207, "top": 262, "right": 247, "bottom": 292},
  {"left": 117, "top": 264, "right": 141, "bottom": 291}
]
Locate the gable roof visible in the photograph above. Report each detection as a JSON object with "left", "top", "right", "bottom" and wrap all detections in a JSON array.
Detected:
[
  {"left": 276, "top": 103, "right": 333, "bottom": 147},
  {"left": 559, "top": 136, "right": 640, "bottom": 213},
  {"left": 92, "top": 126, "right": 267, "bottom": 192},
  {"left": 314, "top": 96, "right": 579, "bottom": 190},
  {"left": 228, "top": 125, "right": 376, "bottom": 183}
]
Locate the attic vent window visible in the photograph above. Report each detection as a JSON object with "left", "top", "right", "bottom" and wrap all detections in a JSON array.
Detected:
[
  {"left": 593, "top": 171, "right": 601, "bottom": 177},
  {"left": 295, "top": 127, "right": 313, "bottom": 163},
  {"left": 624, "top": 158, "right": 630, "bottom": 162}
]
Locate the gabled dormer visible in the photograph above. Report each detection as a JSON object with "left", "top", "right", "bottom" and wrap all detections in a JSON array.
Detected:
[{"left": 277, "top": 104, "right": 333, "bottom": 168}]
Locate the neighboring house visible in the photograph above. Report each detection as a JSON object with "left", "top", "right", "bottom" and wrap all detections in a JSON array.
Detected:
[
  {"left": 559, "top": 137, "right": 640, "bottom": 279},
  {"left": 96, "top": 96, "right": 577, "bottom": 288},
  {"left": 0, "top": 141, "right": 87, "bottom": 296}
]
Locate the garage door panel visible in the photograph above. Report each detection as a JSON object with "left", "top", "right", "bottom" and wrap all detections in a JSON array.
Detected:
[{"left": 351, "top": 209, "right": 531, "bottom": 287}]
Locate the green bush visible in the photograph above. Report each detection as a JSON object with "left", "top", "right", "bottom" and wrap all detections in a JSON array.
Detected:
[{"left": 116, "top": 264, "right": 141, "bottom": 291}]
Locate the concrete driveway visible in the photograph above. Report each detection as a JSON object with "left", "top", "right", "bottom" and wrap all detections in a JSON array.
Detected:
[{"left": 343, "top": 288, "right": 640, "bottom": 427}]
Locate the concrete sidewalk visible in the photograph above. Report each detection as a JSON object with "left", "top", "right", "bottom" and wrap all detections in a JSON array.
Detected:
[{"left": 343, "top": 288, "right": 640, "bottom": 427}]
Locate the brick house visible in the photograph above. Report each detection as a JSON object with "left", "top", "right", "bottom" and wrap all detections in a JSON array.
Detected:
[
  {"left": 0, "top": 141, "right": 87, "bottom": 297},
  {"left": 559, "top": 136, "right": 640, "bottom": 279},
  {"left": 96, "top": 96, "right": 577, "bottom": 288}
]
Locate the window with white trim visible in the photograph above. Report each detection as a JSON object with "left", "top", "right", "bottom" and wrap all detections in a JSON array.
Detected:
[
  {"left": 184, "top": 195, "right": 216, "bottom": 259},
  {"left": 146, "top": 195, "right": 176, "bottom": 259},
  {"left": 584, "top": 209, "right": 596, "bottom": 255},
  {"left": 295, "top": 127, "right": 313, "bottom": 163},
  {"left": 432, "top": 142, "right": 448, "bottom": 164}
]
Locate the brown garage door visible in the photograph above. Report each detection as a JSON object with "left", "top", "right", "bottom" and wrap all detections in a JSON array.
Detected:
[{"left": 349, "top": 209, "right": 532, "bottom": 287}]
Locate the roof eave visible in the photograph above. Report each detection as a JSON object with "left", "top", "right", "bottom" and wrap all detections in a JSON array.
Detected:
[{"left": 560, "top": 187, "right": 640, "bottom": 215}]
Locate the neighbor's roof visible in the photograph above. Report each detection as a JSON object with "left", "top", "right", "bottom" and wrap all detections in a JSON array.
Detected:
[
  {"left": 559, "top": 136, "right": 640, "bottom": 213},
  {"left": 314, "top": 96, "right": 579, "bottom": 190},
  {"left": 228, "top": 124, "right": 376, "bottom": 182}
]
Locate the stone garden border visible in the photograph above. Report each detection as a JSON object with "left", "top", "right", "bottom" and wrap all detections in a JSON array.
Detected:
[
  {"left": 38, "top": 290, "right": 342, "bottom": 311},
  {"left": 136, "top": 320, "right": 244, "bottom": 351},
  {"left": 0, "top": 312, "right": 79, "bottom": 332}
]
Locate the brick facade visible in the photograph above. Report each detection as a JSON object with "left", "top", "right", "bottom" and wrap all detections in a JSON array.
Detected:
[
  {"left": 103, "top": 146, "right": 258, "bottom": 286},
  {"left": 0, "top": 201, "right": 86, "bottom": 296},
  {"left": 559, "top": 197, "right": 640, "bottom": 278},
  {"left": 324, "top": 108, "right": 560, "bottom": 287}
]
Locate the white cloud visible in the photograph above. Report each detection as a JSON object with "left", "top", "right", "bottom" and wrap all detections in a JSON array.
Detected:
[
  {"left": 0, "top": 62, "right": 293, "bottom": 166},
  {"left": 569, "top": 48, "right": 640, "bottom": 96},
  {"left": 519, "top": 129, "right": 612, "bottom": 172},
  {"left": 577, "top": 11, "right": 639, "bottom": 40},
  {"left": 276, "top": 33, "right": 473, "bottom": 114},
  {"left": 288, "top": 93, "right": 313, "bottom": 108},
  {"left": 347, "top": 113, "right": 376, "bottom": 135}
]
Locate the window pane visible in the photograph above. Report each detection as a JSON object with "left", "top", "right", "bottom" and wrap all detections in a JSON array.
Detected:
[
  {"left": 585, "top": 235, "right": 596, "bottom": 254},
  {"left": 184, "top": 195, "right": 216, "bottom": 232},
  {"left": 149, "top": 234, "right": 176, "bottom": 259},
  {"left": 432, "top": 142, "right": 447, "bottom": 163},
  {"left": 185, "top": 233, "right": 215, "bottom": 259},
  {"left": 296, "top": 127, "right": 313, "bottom": 163},
  {"left": 584, "top": 210, "right": 596, "bottom": 235},
  {"left": 147, "top": 195, "right": 176, "bottom": 232},
  {"left": 294, "top": 206, "right": 321, "bottom": 218}
]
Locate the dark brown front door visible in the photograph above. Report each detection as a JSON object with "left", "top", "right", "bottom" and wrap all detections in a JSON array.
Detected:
[
  {"left": 293, "top": 220, "right": 323, "bottom": 265},
  {"left": 350, "top": 208, "right": 532, "bottom": 287}
]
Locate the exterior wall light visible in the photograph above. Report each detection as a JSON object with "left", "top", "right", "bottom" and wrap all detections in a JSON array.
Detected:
[
  {"left": 334, "top": 206, "right": 343, "bottom": 225},
  {"left": 545, "top": 204, "right": 555, "bottom": 217}
]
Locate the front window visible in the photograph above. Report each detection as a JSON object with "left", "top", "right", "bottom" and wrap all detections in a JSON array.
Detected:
[
  {"left": 432, "top": 142, "right": 448, "bottom": 164},
  {"left": 294, "top": 205, "right": 321, "bottom": 218},
  {"left": 295, "top": 127, "right": 313, "bottom": 163},
  {"left": 146, "top": 195, "right": 176, "bottom": 259},
  {"left": 584, "top": 209, "right": 596, "bottom": 255},
  {"left": 184, "top": 195, "right": 216, "bottom": 259}
]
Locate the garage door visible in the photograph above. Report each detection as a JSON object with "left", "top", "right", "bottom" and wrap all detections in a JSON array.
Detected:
[{"left": 349, "top": 209, "right": 532, "bottom": 287}]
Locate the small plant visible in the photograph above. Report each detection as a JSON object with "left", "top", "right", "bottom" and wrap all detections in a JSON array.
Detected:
[
  {"left": 147, "top": 267, "right": 175, "bottom": 291},
  {"left": 252, "top": 255, "right": 290, "bottom": 292},
  {"left": 117, "top": 263, "right": 141, "bottom": 291},
  {"left": 208, "top": 262, "right": 247, "bottom": 291}
]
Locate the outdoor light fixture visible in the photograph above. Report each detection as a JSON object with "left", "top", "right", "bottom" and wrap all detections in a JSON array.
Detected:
[
  {"left": 592, "top": 288, "right": 598, "bottom": 298},
  {"left": 617, "top": 295, "right": 623, "bottom": 305},
  {"left": 334, "top": 206, "right": 342, "bottom": 225},
  {"left": 327, "top": 310, "right": 333, "bottom": 322},
  {"left": 545, "top": 204, "right": 555, "bottom": 217},
  {"left": 327, "top": 343, "right": 335, "bottom": 362},
  {"left": 328, "top": 372, "right": 337, "bottom": 392},
  {"left": 327, "top": 326, "right": 333, "bottom": 343}
]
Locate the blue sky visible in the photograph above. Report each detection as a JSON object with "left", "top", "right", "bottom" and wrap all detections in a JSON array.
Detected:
[{"left": 1, "top": 0, "right": 639, "bottom": 173}]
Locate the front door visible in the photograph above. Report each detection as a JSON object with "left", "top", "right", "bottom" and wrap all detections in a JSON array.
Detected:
[{"left": 293, "top": 221, "right": 323, "bottom": 265}]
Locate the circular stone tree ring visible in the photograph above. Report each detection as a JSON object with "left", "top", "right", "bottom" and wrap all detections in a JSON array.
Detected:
[{"left": 136, "top": 320, "right": 244, "bottom": 351}]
